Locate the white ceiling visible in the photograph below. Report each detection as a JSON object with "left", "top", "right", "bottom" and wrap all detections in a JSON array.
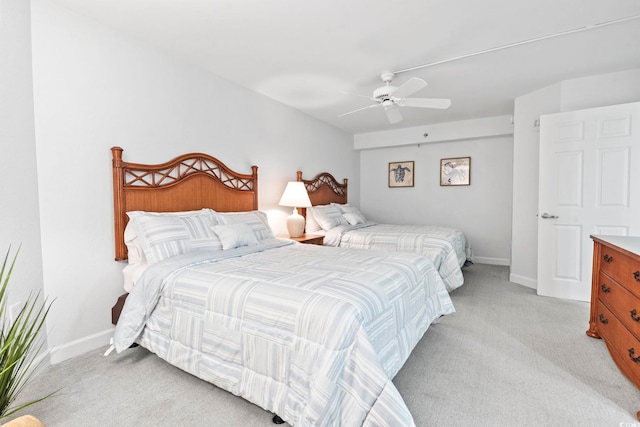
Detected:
[{"left": 46, "top": 0, "right": 640, "bottom": 134}]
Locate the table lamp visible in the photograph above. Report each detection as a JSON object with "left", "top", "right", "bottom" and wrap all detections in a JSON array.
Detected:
[{"left": 278, "top": 181, "right": 312, "bottom": 238}]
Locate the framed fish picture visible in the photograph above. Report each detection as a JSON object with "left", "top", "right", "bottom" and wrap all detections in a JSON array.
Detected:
[
  {"left": 440, "top": 157, "right": 470, "bottom": 186},
  {"left": 389, "top": 161, "right": 414, "bottom": 188}
]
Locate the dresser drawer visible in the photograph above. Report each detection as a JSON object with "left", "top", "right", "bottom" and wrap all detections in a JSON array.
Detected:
[
  {"left": 599, "top": 272, "right": 640, "bottom": 341},
  {"left": 599, "top": 245, "right": 640, "bottom": 296},
  {"left": 597, "top": 302, "right": 640, "bottom": 388}
]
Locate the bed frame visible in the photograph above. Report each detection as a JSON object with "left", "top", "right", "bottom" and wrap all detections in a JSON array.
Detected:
[
  {"left": 295, "top": 171, "right": 348, "bottom": 215},
  {"left": 111, "top": 146, "right": 258, "bottom": 261}
]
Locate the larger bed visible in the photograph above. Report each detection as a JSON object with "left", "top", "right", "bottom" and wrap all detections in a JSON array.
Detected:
[
  {"left": 296, "top": 171, "right": 471, "bottom": 293},
  {"left": 110, "top": 147, "right": 455, "bottom": 426}
]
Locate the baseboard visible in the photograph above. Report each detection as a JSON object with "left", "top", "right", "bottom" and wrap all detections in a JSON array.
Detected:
[
  {"left": 472, "top": 256, "right": 510, "bottom": 266},
  {"left": 48, "top": 328, "right": 114, "bottom": 364},
  {"left": 509, "top": 273, "right": 537, "bottom": 290}
]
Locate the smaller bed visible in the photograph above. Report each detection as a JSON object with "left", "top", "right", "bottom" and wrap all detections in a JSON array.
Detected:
[{"left": 296, "top": 171, "right": 471, "bottom": 292}]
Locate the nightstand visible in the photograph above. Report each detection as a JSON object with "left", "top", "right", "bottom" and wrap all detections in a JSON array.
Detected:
[{"left": 278, "top": 233, "right": 324, "bottom": 246}]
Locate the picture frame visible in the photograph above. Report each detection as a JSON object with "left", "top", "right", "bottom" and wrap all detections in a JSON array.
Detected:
[
  {"left": 388, "top": 161, "right": 414, "bottom": 188},
  {"left": 440, "top": 157, "right": 471, "bottom": 186}
]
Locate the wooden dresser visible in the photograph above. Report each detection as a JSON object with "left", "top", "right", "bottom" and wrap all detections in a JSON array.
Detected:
[{"left": 587, "top": 235, "right": 640, "bottom": 418}]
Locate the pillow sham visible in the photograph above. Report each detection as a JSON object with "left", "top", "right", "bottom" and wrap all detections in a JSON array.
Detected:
[
  {"left": 305, "top": 208, "right": 321, "bottom": 233},
  {"left": 211, "top": 223, "right": 259, "bottom": 250},
  {"left": 216, "top": 210, "right": 275, "bottom": 241},
  {"left": 310, "top": 204, "right": 348, "bottom": 231},
  {"left": 126, "top": 209, "right": 222, "bottom": 265}
]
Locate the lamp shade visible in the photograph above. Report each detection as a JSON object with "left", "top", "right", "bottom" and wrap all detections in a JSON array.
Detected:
[{"left": 278, "top": 182, "right": 312, "bottom": 208}]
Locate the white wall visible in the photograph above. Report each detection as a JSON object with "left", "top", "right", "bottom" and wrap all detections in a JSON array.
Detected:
[
  {"left": 509, "top": 84, "right": 562, "bottom": 288},
  {"left": 30, "top": 0, "right": 358, "bottom": 363},
  {"left": 358, "top": 117, "right": 514, "bottom": 265},
  {"left": 510, "top": 68, "right": 640, "bottom": 289},
  {"left": 0, "top": 0, "right": 46, "bottom": 345}
]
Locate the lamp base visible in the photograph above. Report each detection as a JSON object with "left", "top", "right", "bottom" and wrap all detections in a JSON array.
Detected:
[{"left": 286, "top": 208, "right": 305, "bottom": 238}]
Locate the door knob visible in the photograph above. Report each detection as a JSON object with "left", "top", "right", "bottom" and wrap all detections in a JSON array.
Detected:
[{"left": 540, "top": 213, "right": 559, "bottom": 219}]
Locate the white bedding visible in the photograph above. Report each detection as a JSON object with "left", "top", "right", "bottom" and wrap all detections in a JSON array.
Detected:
[
  {"left": 114, "top": 239, "right": 454, "bottom": 426},
  {"left": 323, "top": 222, "right": 470, "bottom": 292}
]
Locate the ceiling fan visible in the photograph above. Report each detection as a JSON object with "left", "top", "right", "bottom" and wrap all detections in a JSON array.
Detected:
[{"left": 339, "top": 72, "right": 451, "bottom": 124}]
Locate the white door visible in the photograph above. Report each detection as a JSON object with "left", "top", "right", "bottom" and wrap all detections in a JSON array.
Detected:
[{"left": 537, "top": 102, "right": 640, "bottom": 302}]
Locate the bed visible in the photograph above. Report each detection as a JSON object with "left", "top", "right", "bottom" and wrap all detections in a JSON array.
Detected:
[
  {"left": 110, "top": 147, "right": 455, "bottom": 426},
  {"left": 296, "top": 171, "right": 471, "bottom": 292}
]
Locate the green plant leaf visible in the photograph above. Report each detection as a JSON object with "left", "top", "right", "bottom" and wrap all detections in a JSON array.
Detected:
[{"left": 0, "top": 246, "right": 56, "bottom": 418}]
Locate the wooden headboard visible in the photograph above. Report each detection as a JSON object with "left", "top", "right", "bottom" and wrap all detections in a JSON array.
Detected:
[
  {"left": 296, "top": 171, "right": 348, "bottom": 215},
  {"left": 111, "top": 147, "right": 258, "bottom": 261}
]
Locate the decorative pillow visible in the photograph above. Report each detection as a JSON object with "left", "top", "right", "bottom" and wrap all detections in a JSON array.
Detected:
[
  {"left": 331, "top": 203, "right": 350, "bottom": 213},
  {"left": 310, "top": 204, "right": 348, "bottom": 231},
  {"left": 126, "top": 209, "right": 222, "bottom": 265},
  {"left": 342, "top": 209, "right": 367, "bottom": 225},
  {"left": 211, "top": 223, "right": 259, "bottom": 250},
  {"left": 305, "top": 208, "right": 321, "bottom": 233},
  {"left": 216, "top": 211, "right": 275, "bottom": 241}
]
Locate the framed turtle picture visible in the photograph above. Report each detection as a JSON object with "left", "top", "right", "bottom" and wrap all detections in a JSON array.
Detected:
[
  {"left": 389, "top": 161, "right": 414, "bottom": 187},
  {"left": 440, "top": 157, "right": 470, "bottom": 186}
]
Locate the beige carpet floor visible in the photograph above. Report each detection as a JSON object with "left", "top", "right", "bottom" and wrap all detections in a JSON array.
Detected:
[{"left": 8, "top": 264, "right": 640, "bottom": 426}]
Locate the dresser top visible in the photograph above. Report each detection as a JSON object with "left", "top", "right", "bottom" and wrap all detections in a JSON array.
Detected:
[{"left": 591, "top": 235, "right": 640, "bottom": 256}]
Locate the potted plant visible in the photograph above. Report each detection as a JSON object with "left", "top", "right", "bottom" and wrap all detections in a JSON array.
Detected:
[{"left": 0, "top": 247, "right": 54, "bottom": 420}]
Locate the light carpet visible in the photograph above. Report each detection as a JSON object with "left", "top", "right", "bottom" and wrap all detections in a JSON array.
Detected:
[{"left": 8, "top": 264, "right": 640, "bottom": 426}]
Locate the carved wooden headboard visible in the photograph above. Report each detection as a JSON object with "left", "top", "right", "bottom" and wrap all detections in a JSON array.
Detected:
[
  {"left": 111, "top": 147, "right": 258, "bottom": 261},
  {"left": 296, "top": 171, "right": 348, "bottom": 217}
]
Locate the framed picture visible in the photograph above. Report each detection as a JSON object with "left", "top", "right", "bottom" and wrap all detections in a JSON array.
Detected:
[
  {"left": 389, "top": 161, "right": 414, "bottom": 187},
  {"left": 440, "top": 157, "right": 471, "bottom": 186}
]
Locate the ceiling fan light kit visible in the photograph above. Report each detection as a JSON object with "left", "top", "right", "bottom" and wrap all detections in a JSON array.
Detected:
[{"left": 339, "top": 71, "right": 451, "bottom": 124}]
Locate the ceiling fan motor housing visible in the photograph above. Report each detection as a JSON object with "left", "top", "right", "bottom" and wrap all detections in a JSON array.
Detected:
[{"left": 373, "top": 85, "right": 397, "bottom": 101}]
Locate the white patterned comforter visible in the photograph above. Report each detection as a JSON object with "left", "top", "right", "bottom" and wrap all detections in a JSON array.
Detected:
[
  {"left": 324, "top": 223, "right": 470, "bottom": 292},
  {"left": 114, "top": 239, "right": 454, "bottom": 427}
]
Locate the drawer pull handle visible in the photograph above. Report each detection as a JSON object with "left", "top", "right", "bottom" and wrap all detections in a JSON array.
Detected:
[
  {"left": 631, "top": 309, "right": 640, "bottom": 322},
  {"left": 600, "top": 284, "right": 611, "bottom": 293},
  {"left": 635, "top": 271, "right": 640, "bottom": 282},
  {"left": 603, "top": 254, "right": 613, "bottom": 263},
  {"left": 629, "top": 348, "right": 640, "bottom": 363},
  {"left": 599, "top": 313, "right": 609, "bottom": 324}
]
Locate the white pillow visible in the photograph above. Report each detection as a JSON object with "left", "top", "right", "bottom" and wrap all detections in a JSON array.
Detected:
[
  {"left": 305, "top": 208, "right": 321, "bottom": 233},
  {"left": 328, "top": 204, "right": 367, "bottom": 225},
  {"left": 216, "top": 210, "right": 274, "bottom": 240},
  {"left": 124, "top": 221, "right": 147, "bottom": 266},
  {"left": 127, "top": 209, "right": 221, "bottom": 265},
  {"left": 310, "top": 204, "right": 348, "bottom": 231},
  {"left": 211, "top": 223, "right": 259, "bottom": 250},
  {"left": 343, "top": 212, "right": 366, "bottom": 225},
  {"left": 342, "top": 207, "right": 367, "bottom": 225},
  {"left": 122, "top": 261, "right": 148, "bottom": 293},
  {"left": 331, "top": 203, "right": 350, "bottom": 213},
  {"left": 123, "top": 222, "right": 149, "bottom": 291}
]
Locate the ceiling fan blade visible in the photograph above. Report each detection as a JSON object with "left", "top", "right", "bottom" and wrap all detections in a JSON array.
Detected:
[
  {"left": 384, "top": 104, "right": 403, "bottom": 124},
  {"left": 401, "top": 97, "right": 452, "bottom": 109},
  {"left": 338, "top": 103, "right": 379, "bottom": 118},
  {"left": 389, "top": 77, "right": 427, "bottom": 99}
]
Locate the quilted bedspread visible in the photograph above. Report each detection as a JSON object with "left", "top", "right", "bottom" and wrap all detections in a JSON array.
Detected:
[
  {"left": 324, "top": 223, "right": 469, "bottom": 292},
  {"left": 114, "top": 240, "right": 454, "bottom": 426}
]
